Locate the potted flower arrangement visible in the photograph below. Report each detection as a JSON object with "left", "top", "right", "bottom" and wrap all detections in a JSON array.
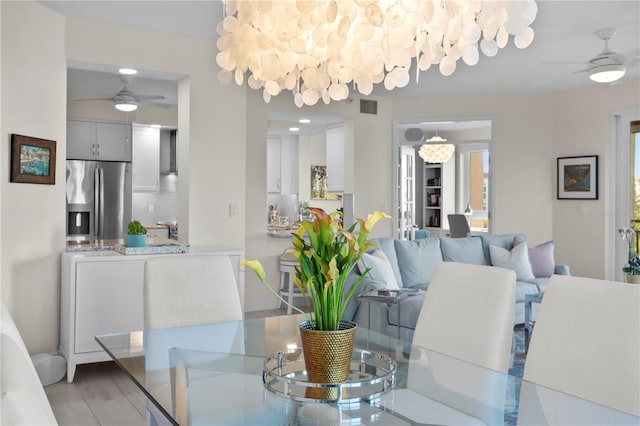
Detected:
[
  {"left": 618, "top": 227, "right": 640, "bottom": 283},
  {"left": 242, "top": 207, "right": 390, "bottom": 385},
  {"left": 125, "top": 220, "right": 147, "bottom": 247}
]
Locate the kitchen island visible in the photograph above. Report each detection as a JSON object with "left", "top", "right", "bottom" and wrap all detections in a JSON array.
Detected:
[{"left": 60, "top": 243, "right": 243, "bottom": 382}]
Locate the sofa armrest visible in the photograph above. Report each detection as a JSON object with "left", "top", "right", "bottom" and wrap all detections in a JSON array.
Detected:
[{"left": 555, "top": 264, "right": 570, "bottom": 276}]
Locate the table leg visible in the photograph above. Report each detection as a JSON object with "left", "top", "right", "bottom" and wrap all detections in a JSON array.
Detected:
[{"left": 524, "top": 299, "right": 532, "bottom": 352}]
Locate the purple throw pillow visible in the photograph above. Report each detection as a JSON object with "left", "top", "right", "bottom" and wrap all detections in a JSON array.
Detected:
[{"left": 514, "top": 237, "right": 555, "bottom": 278}]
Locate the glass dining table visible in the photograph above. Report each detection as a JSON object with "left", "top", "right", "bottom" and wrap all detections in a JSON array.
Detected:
[{"left": 95, "top": 314, "right": 637, "bottom": 425}]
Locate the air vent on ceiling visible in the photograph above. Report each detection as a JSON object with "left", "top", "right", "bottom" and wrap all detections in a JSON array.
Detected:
[{"left": 360, "top": 99, "right": 377, "bottom": 115}]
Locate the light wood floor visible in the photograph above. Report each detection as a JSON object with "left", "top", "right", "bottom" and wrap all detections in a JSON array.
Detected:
[{"left": 46, "top": 308, "right": 287, "bottom": 426}]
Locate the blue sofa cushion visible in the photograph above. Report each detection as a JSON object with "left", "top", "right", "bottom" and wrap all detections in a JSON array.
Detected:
[
  {"left": 440, "top": 237, "right": 487, "bottom": 265},
  {"left": 480, "top": 233, "right": 527, "bottom": 265},
  {"left": 394, "top": 238, "right": 443, "bottom": 288},
  {"left": 370, "top": 238, "right": 404, "bottom": 288}
]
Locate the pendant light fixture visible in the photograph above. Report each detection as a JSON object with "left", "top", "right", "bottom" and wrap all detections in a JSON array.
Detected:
[
  {"left": 419, "top": 130, "right": 455, "bottom": 164},
  {"left": 215, "top": 0, "right": 538, "bottom": 107}
]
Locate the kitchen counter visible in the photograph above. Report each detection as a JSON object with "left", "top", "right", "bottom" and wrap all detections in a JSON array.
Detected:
[
  {"left": 144, "top": 223, "right": 169, "bottom": 230},
  {"left": 65, "top": 237, "right": 181, "bottom": 253}
]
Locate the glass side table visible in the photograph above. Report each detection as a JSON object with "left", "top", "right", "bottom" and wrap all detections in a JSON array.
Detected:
[
  {"left": 524, "top": 292, "right": 544, "bottom": 352},
  {"left": 358, "top": 289, "right": 419, "bottom": 340}
]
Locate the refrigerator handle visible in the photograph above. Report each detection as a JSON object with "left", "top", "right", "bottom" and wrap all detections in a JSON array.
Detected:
[
  {"left": 98, "top": 168, "right": 105, "bottom": 238},
  {"left": 94, "top": 167, "right": 100, "bottom": 238}
]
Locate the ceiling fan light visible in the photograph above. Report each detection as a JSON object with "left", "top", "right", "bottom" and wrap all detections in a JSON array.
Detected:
[
  {"left": 115, "top": 100, "right": 138, "bottom": 112},
  {"left": 589, "top": 64, "right": 626, "bottom": 83},
  {"left": 118, "top": 68, "right": 138, "bottom": 75}
]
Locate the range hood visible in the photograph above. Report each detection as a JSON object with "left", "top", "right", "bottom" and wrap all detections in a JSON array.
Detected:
[{"left": 160, "top": 129, "right": 178, "bottom": 175}]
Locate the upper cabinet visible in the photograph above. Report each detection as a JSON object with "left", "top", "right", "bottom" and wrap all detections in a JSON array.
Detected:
[
  {"left": 67, "top": 119, "right": 132, "bottom": 162},
  {"left": 326, "top": 126, "right": 344, "bottom": 193},
  {"left": 132, "top": 125, "right": 160, "bottom": 192},
  {"left": 267, "top": 136, "right": 298, "bottom": 194},
  {"left": 267, "top": 138, "right": 281, "bottom": 193}
]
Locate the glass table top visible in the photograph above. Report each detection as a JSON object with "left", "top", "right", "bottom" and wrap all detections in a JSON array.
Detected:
[{"left": 95, "top": 314, "right": 637, "bottom": 425}]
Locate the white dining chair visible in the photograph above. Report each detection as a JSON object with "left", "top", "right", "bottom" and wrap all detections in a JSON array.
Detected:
[
  {"left": 517, "top": 275, "right": 640, "bottom": 425},
  {"left": 143, "top": 254, "right": 244, "bottom": 425},
  {"left": 143, "top": 254, "right": 243, "bottom": 329},
  {"left": 380, "top": 262, "right": 516, "bottom": 425}
]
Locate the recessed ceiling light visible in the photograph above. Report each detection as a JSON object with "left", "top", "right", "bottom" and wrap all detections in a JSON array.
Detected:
[
  {"left": 151, "top": 124, "right": 162, "bottom": 128},
  {"left": 299, "top": 118, "right": 311, "bottom": 124},
  {"left": 289, "top": 127, "right": 300, "bottom": 132},
  {"left": 118, "top": 68, "right": 138, "bottom": 75}
]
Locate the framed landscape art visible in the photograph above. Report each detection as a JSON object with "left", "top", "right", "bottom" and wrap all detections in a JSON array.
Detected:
[
  {"left": 10, "top": 134, "right": 56, "bottom": 185},
  {"left": 557, "top": 155, "right": 598, "bottom": 200}
]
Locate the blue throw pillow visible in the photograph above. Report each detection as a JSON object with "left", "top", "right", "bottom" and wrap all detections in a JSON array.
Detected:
[
  {"left": 394, "top": 238, "right": 443, "bottom": 288},
  {"left": 369, "top": 238, "right": 404, "bottom": 287},
  {"left": 440, "top": 237, "right": 488, "bottom": 265}
]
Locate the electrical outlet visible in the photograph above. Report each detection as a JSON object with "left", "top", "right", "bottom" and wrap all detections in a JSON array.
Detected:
[{"left": 148, "top": 204, "right": 154, "bottom": 213}]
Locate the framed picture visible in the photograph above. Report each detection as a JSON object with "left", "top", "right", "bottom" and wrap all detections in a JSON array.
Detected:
[
  {"left": 557, "top": 155, "right": 598, "bottom": 200},
  {"left": 10, "top": 134, "right": 56, "bottom": 184}
]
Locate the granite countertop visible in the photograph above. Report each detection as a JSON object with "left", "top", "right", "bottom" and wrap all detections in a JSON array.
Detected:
[{"left": 65, "top": 237, "right": 182, "bottom": 253}]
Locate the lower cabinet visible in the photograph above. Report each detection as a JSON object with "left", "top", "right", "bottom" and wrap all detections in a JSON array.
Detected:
[{"left": 60, "top": 248, "right": 244, "bottom": 382}]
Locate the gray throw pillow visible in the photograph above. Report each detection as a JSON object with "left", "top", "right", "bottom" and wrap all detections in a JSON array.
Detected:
[
  {"left": 480, "top": 233, "right": 527, "bottom": 264},
  {"left": 394, "top": 238, "right": 443, "bottom": 288},
  {"left": 440, "top": 237, "right": 488, "bottom": 265}
]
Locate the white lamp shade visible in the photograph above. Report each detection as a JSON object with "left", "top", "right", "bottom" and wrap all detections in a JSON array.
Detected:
[
  {"left": 419, "top": 143, "right": 455, "bottom": 164},
  {"left": 589, "top": 64, "right": 626, "bottom": 83},
  {"left": 115, "top": 101, "right": 138, "bottom": 112}
]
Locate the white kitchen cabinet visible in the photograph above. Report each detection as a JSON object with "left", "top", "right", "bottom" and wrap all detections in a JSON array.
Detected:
[
  {"left": 132, "top": 125, "right": 160, "bottom": 192},
  {"left": 267, "top": 138, "right": 281, "bottom": 193},
  {"left": 75, "top": 260, "right": 144, "bottom": 354},
  {"left": 67, "top": 119, "right": 132, "bottom": 161},
  {"left": 60, "top": 247, "right": 245, "bottom": 382},
  {"left": 326, "top": 126, "right": 344, "bottom": 192},
  {"left": 267, "top": 136, "right": 298, "bottom": 194}
]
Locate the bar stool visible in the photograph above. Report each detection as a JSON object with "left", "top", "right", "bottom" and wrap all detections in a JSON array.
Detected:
[{"left": 279, "top": 252, "right": 303, "bottom": 314}]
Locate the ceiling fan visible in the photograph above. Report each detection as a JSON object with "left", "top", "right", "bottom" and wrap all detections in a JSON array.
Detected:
[
  {"left": 539, "top": 28, "right": 639, "bottom": 85},
  {"left": 75, "top": 74, "right": 167, "bottom": 111}
]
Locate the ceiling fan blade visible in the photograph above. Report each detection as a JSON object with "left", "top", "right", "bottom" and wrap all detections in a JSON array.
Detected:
[
  {"left": 541, "top": 61, "right": 590, "bottom": 66},
  {"left": 144, "top": 100, "right": 172, "bottom": 109},
  {"left": 533, "top": 69, "right": 590, "bottom": 87},
  {"left": 618, "top": 47, "right": 640, "bottom": 61},
  {"left": 136, "top": 94, "right": 165, "bottom": 101},
  {"left": 74, "top": 97, "right": 114, "bottom": 102}
]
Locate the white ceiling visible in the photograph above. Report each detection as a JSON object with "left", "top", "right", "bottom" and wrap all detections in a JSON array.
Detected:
[{"left": 43, "top": 0, "right": 640, "bottom": 131}]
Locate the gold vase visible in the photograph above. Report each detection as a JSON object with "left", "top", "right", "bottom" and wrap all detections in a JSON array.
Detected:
[{"left": 299, "top": 320, "right": 356, "bottom": 399}]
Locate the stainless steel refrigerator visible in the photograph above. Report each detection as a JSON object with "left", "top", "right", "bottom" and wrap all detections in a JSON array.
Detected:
[{"left": 66, "top": 160, "right": 132, "bottom": 240}]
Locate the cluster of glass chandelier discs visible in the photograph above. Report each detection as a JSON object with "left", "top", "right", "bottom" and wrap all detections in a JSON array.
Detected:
[{"left": 216, "top": 0, "right": 538, "bottom": 107}]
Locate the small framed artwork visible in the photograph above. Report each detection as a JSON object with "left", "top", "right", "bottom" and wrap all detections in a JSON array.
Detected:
[
  {"left": 557, "top": 155, "right": 598, "bottom": 200},
  {"left": 10, "top": 134, "right": 56, "bottom": 185}
]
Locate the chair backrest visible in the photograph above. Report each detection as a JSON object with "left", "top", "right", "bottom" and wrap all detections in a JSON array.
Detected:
[
  {"left": 409, "top": 262, "right": 516, "bottom": 424},
  {"left": 413, "top": 262, "right": 516, "bottom": 372},
  {"left": 144, "top": 254, "right": 243, "bottom": 329},
  {"left": 520, "top": 275, "right": 640, "bottom": 419},
  {"left": 447, "top": 214, "right": 470, "bottom": 238}
]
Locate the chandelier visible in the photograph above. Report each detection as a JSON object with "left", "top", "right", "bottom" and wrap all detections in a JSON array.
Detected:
[
  {"left": 215, "top": 0, "right": 538, "bottom": 107},
  {"left": 418, "top": 132, "right": 455, "bottom": 163}
]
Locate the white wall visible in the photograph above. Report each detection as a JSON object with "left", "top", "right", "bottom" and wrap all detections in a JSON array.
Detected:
[
  {"left": 553, "top": 79, "right": 640, "bottom": 279},
  {"left": 1, "top": 1, "right": 67, "bottom": 353}
]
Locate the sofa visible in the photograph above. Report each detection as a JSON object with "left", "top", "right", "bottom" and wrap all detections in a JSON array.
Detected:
[
  {"left": 342, "top": 234, "right": 570, "bottom": 342},
  {"left": 1, "top": 304, "right": 58, "bottom": 425}
]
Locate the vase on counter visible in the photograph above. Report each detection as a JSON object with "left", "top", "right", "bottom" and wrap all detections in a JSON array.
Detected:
[
  {"left": 625, "top": 274, "right": 640, "bottom": 284},
  {"left": 125, "top": 234, "right": 146, "bottom": 247}
]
